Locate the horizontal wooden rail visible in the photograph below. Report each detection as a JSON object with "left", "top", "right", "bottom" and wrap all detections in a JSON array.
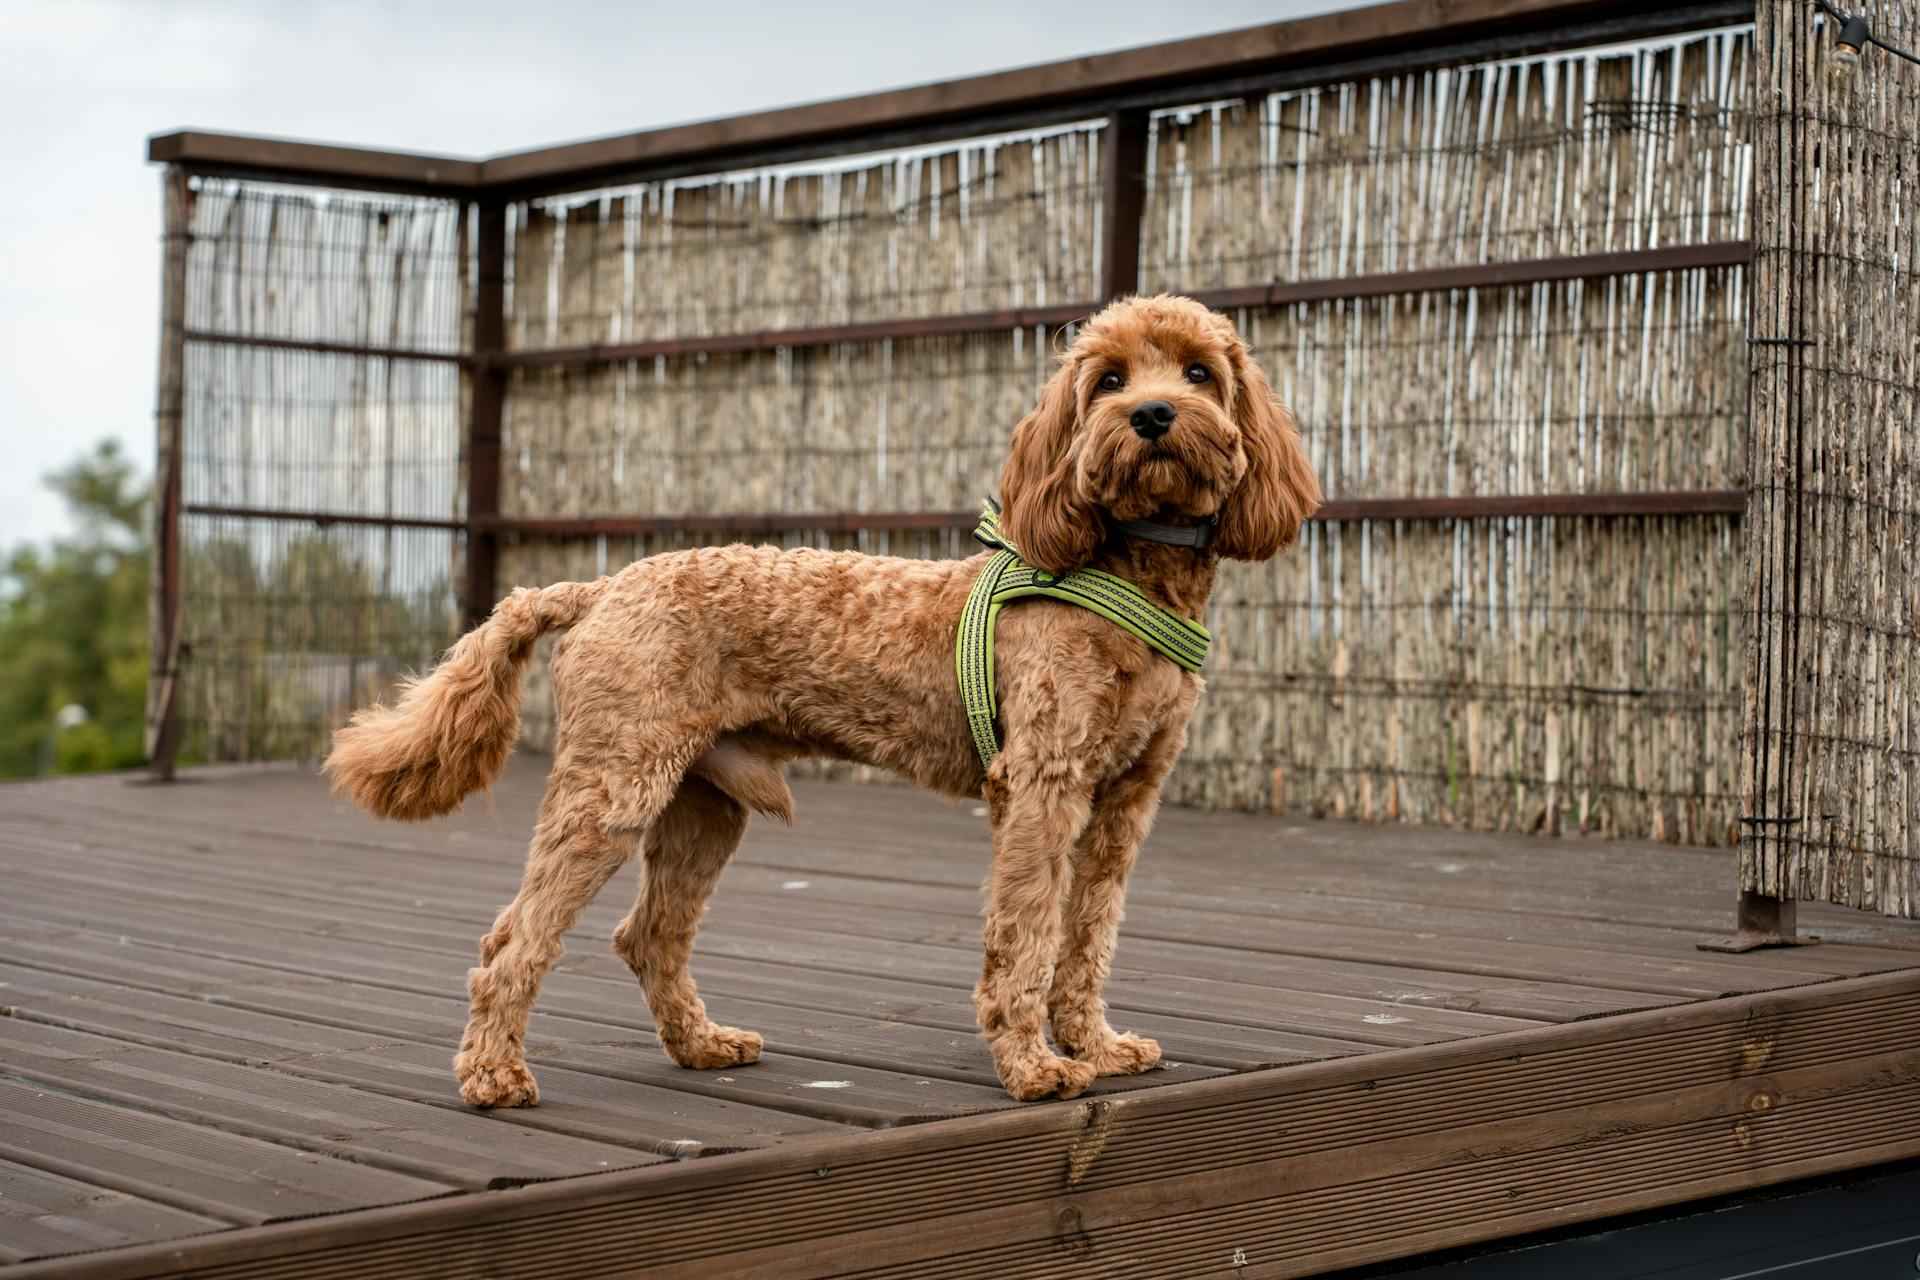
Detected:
[
  {"left": 1189, "top": 240, "right": 1754, "bottom": 310},
  {"left": 147, "top": 1, "right": 1749, "bottom": 197},
  {"left": 482, "top": 510, "right": 970, "bottom": 537},
  {"left": 487, "top": 243, "right": 1753, "bottom": 370},
  {"left": 471, "top": 491, "right": 1747, "bottom": 540},
  {"left": 184, "top": 331, "right": 472, "bottom": 365},
  {"left": 1314, "top": 490, "right": 1749, "bottom": 521},
  {"left": 186, "top": 494, "right": 1745, "bottom": 538},
  {"left": 491, "top": 303, "right": 1095, "bottom": 368},
  {"left": 184, "top": 504, "right": 466, "bottom": 532}
]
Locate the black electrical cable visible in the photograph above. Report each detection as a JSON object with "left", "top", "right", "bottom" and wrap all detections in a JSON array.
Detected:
[{"left": 1813, "top": 0, "right": 1920, "bottom": 67}]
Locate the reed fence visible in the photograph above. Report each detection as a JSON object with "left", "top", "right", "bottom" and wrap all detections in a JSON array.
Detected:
[
  {"left": 1743, "top": 0, "right": 1920, "bottom": 915},
  {"left": 143, "top": 0, "right": 1919, "bottom": 918}
]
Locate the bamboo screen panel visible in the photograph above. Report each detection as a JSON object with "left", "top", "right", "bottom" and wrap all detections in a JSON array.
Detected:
[
  {"left": 172, "top": 182, "right": 466, "bottom": 761},
  {"left": 1143, "top": 28, "right": 1752, "bottom": 288},
  {"left": 506, "top": 126, "right": 1102, "bottom": 346},
  {"left": 495, "top": 30, "right": 1757, "bottom": 841},
  {"left": 1743, "top": 1, "right": 1919, "bottom": 915},
  {"left": 1168, "top": 267, "right": 1747, "bottom": 840},
  {"left": 1146, "top": 29, "right": 1754, "bottom": 838},
  {"left": 498, "top": 126, "right": 1103, "bottom": 746}
]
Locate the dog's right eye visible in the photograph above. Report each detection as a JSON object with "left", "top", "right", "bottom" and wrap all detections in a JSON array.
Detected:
[{"left": 1097, "top": 371, "right": 1125, "bottom": 393}]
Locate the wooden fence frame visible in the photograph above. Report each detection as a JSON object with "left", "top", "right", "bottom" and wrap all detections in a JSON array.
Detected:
[{"left": 145, "top": 0, "right": 1768, "bottom": 897}]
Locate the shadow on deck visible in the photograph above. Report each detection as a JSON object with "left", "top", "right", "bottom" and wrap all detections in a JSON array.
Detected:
[{"left": 1, "top": 759, "right": 1917, "bottom": 1277}]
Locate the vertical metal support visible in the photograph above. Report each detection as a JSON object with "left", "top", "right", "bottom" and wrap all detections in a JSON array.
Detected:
[
  {"left": 1099, "top": 108, "right": 1150, "bottom": 302},
  {"left": 464, "top": 199, "right": 507, "bottom": 629},
  {"left": 145, "top": 168, "right": 192, "bottom": 781},
  {"left": 1700, "top": 890, "right": 1812, "bottom": 953}
]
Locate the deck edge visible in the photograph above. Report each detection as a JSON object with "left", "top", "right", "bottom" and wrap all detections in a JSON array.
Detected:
[{"left": 7, "top": 967, "right": 1918, "bottom": 1279}]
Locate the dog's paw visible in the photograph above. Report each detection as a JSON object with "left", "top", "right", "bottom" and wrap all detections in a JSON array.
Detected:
[
  {"left": 997, "top": 1051, "right": 1098, "bottom": 1102},
  {"left": 457, "top": 1059, "right": 540, "bottom": 1108},
  {"left": 1072, "top": 1031, "right": 1163, "bottom": 1077},
  {"left": 666, "top": 1024, "right": 764, "bottom": 1070}
]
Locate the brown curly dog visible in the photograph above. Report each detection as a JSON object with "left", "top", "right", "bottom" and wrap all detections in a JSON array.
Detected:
[{"left": 324, "top": 294, "right": 1321, "bottom": 1104}]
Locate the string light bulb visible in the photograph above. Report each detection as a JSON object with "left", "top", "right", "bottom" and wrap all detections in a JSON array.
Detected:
[
  {"left": 1815, "top": 1, "right": 1920, "bottom": 70},
  {"left": 1832, "top": 13, "right": 1872, "bottom": 64}
]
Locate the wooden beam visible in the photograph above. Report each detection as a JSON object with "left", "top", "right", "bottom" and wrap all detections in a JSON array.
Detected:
[
  {"left": 17, "top": 968, "right": 1917, "bottom": 1280},
  {"left": 462, "top": 202, "right": 506, "bottom": 629},
  {"left": 143, "top": 170, "right": 192, "bottom": 783},
  {"left": 183, "top": 504, "right": 466, "bottom": 533},
  {"left": 475, "top": 0, "right": 1749, "bottom": 195},
  {"left": 1099, "top": 109, "right": 1150, "bottom": 300},
  {"left": 145, "top": 131, "right": 480, "bottom": 195},
  {"left": 145, "top": 2, "right": 1751, "bottom": 197},
  {"left": 1191, "top": 240, "right": 1755, "bottom": 310},
  {"left": 184, "top": 331, "right": 471, "bottom": 366},
  {"left": 1313, "top": 490, "right": 1749, "bottom": 521}
]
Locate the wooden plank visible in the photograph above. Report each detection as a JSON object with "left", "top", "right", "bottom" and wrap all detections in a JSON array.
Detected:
[
  {"left": 0, "top": 1159, "right": 225, "bottom": 1266},
  {"left": 144, "top": 131, "right": 480, "bottom": 194},
  {"left": 0, "top": 870, "right": 1546, "bottom": 1063},
  {"left": 0, "top": 1019, "right": 662, "bottom": 1188},
  {"left": 0, "top": 832, "right": 1571, "bottom": 1040},
  {"left": 4, "top": 932, "right": 1351, "bottom": 1077},
  {"left": 0, "top": 1079, "right": 452, "bottom": 1228},
  {"left": 0, "top": 956, "right": 995, "bottom": 1137},
  {"left": 9, "top": 968, "right": 1915, "bottom": 1280}
]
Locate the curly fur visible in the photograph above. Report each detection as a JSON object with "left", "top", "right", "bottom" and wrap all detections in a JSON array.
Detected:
[{"left": 324, "top": 295, "right": 1320, "bottom": 1104}]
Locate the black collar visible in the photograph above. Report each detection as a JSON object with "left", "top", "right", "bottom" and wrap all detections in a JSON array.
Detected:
[{"left": 1112, "top": 515, "right": 1215, "bottom": 549}]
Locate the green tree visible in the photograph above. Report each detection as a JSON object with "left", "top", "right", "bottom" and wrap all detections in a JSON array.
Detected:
[{"left": 0, "top": 441, "right": 150, "bottom": 777}]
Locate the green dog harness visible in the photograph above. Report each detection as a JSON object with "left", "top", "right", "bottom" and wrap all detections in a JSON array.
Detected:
[{"left": 957, "top": 500, "right": 1211, "bottom": 769}]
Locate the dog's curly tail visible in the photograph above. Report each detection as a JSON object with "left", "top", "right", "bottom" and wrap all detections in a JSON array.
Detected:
[{"left": 324, "top": 579, "right": 609, "bottom": 821}]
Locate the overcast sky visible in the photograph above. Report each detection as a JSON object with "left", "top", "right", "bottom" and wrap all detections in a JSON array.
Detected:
[{"left": 0, "top": 0, "right": 1349, "bottom": 548}]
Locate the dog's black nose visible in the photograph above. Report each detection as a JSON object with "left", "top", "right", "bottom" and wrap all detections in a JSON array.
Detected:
[{"left": 1130, "top": 400, "right": 1176, "bottom": 439}]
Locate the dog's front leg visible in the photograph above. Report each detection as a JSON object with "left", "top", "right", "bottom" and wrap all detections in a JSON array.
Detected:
[
  {"left": 975, "top": 765, "right": 1099, "bottom": 1101},
  {"left": 1048, "top": 723, "right": 1185, "bottom": 1076}
]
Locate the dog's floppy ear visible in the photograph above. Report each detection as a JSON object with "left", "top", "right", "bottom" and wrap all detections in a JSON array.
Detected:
[
  {"left": 1214, "top": 339, "right": 1321, "bottom": 561},
  {"left": 997, "top": 358, "right": 1104, "bottom": 573}
]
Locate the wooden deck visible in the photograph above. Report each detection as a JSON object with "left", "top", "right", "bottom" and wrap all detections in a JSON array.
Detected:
[{"left": 2, "top": 761, "right": 1918, "bottom": 1278}]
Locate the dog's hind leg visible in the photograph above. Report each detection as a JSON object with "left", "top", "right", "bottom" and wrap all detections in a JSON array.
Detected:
[
  {"left": 612, "top": 775, "right": 763, "bottom": 1070},
  {"left": 1047, "top": 723, "right": 1184, "bottom": 1077},
  {"left": 454, "top": 754, "right": 638, "bottom": 1109}
]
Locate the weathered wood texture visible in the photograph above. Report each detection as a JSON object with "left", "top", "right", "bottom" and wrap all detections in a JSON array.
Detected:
[
  {"left": 0, "top": 764, "right": 1915, "bottom": 1275},
  {"left": 1741, "top": 0, "right": 1920, "bottom": 916}
]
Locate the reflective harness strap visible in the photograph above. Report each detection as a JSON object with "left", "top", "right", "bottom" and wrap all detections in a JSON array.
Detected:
[{"left": 958, "top": 500, "right": 1211, "bottom": 769}]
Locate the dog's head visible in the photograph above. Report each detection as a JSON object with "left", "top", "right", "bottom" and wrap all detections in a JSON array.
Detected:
[{"left": 997, "top": 294, "right": 1321, "bottom": 574}]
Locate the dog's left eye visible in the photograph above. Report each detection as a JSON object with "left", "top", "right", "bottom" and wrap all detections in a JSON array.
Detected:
[{"left": 1184, "top": 363, "right": 1212, "bottom": 385}]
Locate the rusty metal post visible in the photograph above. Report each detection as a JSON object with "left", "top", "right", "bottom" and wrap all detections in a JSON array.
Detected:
[
  {"left": 1700, "top": 890, "right": 1811, "bottom": 953},
  {"left": 463, "top": 199, "right": 507, "bottom": 629},
  {"left": 145, "top": 168, "right": 192, "bottom": 781},
  {"left": 1099, "top": 108, "right": 1149, "bottom": 302}
]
